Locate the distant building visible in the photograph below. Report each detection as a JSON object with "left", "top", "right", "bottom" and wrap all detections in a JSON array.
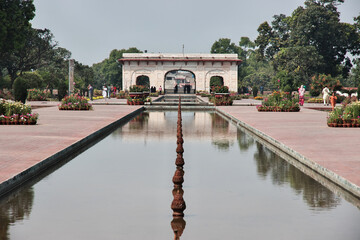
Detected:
[{"left": 118, "top": 53, "right": 241, "bottom": 93}]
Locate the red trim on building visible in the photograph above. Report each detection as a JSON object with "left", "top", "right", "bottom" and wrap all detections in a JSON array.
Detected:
[{"left": 118, "top": 58, "right": 242, "bottom": 65}]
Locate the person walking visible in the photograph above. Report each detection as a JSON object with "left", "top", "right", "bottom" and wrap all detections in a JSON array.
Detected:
[
  {"left": 322, "top": 87, "right": 330, "bottom": 106},
  {"left": 298, "top": 85, "right": 305, "bottom": 106},
  {"left": 330, "top": 92, "right": 337, "bottom": 110},
  {"left": 107, "top": 84, "right": 111, "bottom": 98},
  {"left": 102, "top": 85, "right": 107, "bottom": 101}
]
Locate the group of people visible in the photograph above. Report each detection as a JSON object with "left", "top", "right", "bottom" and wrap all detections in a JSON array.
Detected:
[
  {"left": 87, "top": 84, "right": 118, "bottom": 101},
  {"left": 322, "top": 86, "right": 337, "bottom": 110},
  {"left": 150, "top": 85, "right": 162, "bottom": 94},
  {"left": 150, "top": 86, "right": 161, "bottom": 94},
  {"left": 298, "top": 85, "right": 337, "bottom": 109}
]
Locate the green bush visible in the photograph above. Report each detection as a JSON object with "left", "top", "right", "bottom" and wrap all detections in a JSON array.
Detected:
[
  {"left": 210, "top": 76, "right": 224, "bottom": 89},
  {"left": 211, "top": 85, "right": 229, "bottom": 93},
  {"left": 58, "top": 81, "right": 68, "bottom": 101},
  {"left": 0, "top": 99, "right": 32, "bottom": 115},
  {"left": 27, "top": 89, "right": 50, "bottom": 101},
  {"left": 310, "top": 88, "right": 321, "bottom": 97},
  {"left": 129, "top": 85, "right": 149, "bottom": 92},
  {"left": 252, "top": 86, "right": 258, "bottom": 97},
  {"left": 13, "top": 77, "right": 29, "bottom": 103},
  {"left": 283, "top": 85, "right": 292, "bottom": 94}
]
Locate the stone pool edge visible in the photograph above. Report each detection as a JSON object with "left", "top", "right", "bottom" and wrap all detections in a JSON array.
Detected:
[
  {"left": 216, "top": 108, "right": 360, "bottom": 199},
  {"left": 0, "top": 107, "right": 144, "bottom": 198}
]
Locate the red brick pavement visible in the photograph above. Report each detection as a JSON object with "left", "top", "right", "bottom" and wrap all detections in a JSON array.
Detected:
[{"left": 0, "top": 104, "right": 142, "bottom": 185}]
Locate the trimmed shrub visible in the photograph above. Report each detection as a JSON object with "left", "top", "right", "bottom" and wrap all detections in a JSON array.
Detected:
[
  {"left": 58, "top": 81, "right": 68, "bottom": 101},
  {"left": 252, "top": 86, "right": 258, "bottom": 97},
  {"left": 13, "top": 77, "right": 29, "bottom": 103}
]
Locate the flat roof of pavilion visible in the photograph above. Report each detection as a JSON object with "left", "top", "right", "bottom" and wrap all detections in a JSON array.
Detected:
[{"left": 119, "top": 53, "right": 242, "bottom": 64}]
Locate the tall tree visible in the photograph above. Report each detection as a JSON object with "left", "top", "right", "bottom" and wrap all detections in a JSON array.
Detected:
[
  {"left": 92, "top": 47, "right": 142, "bottom": 89},
  {"left": 5, "top": 28, "right": 57, "bottom": 86},
  {"left": 210, "top": 38, "right": 239, "bottom": 54},
  {"left": 255, "top": 0, "right": 360, "bottom": 87},
  {"left": 0, "top": 0, "right": 35, "bottom": 71}
]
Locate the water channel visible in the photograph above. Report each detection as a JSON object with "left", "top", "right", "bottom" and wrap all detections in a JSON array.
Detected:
[{"left": 0, "top": 111, "right": 359, "bottom": 239}]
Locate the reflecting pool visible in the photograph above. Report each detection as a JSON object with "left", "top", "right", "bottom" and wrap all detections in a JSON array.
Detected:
[{"left": 0, "top": 111, "right": 359, "bottom": 240}]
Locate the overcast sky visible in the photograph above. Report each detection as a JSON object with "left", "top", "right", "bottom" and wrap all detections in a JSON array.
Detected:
[{"left": 31, "top": 0, "right": 359, "bottom": 66}]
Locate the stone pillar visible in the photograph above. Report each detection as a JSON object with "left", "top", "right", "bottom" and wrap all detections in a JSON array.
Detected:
[{"left": 69, "top": 59, "right": 75, "bottom": 95}]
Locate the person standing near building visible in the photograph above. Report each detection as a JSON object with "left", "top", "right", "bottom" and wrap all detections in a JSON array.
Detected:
[{"left": 159, "top": 85, "right": 162, "bottom": 95}]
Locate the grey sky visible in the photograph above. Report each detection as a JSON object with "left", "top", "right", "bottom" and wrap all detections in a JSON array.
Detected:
[{"left": 31, "top": 0, "right": 360, "bottom": 66}]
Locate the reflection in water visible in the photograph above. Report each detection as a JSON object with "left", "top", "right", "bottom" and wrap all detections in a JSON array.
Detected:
[
  {"left": 0, "top": 188, "right": 34, "bottom": 240},
  {"left": 210, "top": 113, "right": 233, "bottom": 151},
  {"left": 253, "top": 141, "right": 341, "bottom": 210},
  {"left": 170, "top": 99, "right": 186, "bottom": 240},
  {"left": 237, "top": 128, "right": 254, "bottom": 151},
  {"left": 128, "top": 111, "right": 149, "bottom": 130}
]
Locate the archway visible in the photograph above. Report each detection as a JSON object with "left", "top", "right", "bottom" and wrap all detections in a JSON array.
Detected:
[
  {"left": 136, "top": 75, "right": 150, "bottom": 89},
  {"left": 210, "top": 76, "right": 224, "bottom": 92},
  {"left": 164, "top": 70, "right": 196, "bottom": 94}
]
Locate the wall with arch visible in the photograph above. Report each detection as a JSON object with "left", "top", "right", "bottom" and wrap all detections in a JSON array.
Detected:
[{"left": 120, "top": 53, "right": 240, "bottom": 92}]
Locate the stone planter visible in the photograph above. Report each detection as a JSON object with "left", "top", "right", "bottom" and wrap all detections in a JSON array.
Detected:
[
  {"left": 129, "top": 92, "right": 145, "bottom": 98},
  {"left": 214, "top": 93, "right": 230, "bottom": 98}
]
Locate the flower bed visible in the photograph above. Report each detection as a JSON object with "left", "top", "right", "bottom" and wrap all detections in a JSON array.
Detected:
[
  {"left": 327, "top": 101, "right": 360, "bottom": 127},
  {"left": 58, "top": 95, "right": 92, "bottom": 110},
  {"left": 127, "top": 85, "right": 150, "bottom": 105},
  {"left": 27, "top": 89, "right": 50, "bottom": 101},
  {"left": 209, "top": 96, "right": 233, "bottom": 106},
  {"left": 0, "top": 113, "right": 39, "bottom": 125},
  {"left": 0, "top": 99, "right": 38, "bottom": 125},
  {"left": 257, "top": 91, "right": 300, "bottom": 112},
  {"left": 307, "top": 98, "right": 323, "bottom": 103},
  {"left": 211, "top": 86, "right": 229, "bottom": 94}
]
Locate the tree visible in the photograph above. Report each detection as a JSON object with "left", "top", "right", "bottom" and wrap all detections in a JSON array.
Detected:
[
  {"left": 0, "top": 0, "right": 35, "bottom": 70},
  {"left": 92, "top": 47, "right": 142, "bottom": 89},
  {"left": 272, "top": 46, "right": 324, "bottom": 88},
  {"left": 13, "top": 71, "right": 43, "bottom": 103},
  {"left": 290, "top": 2, "right": 355, "bottom": 76},
  {"left": 4, "top": 28, "right": 57, "bottom": 86},
  {"left": 210, "top": 38, "right": 239, "bottom": 54},
  {"left": 74, "top": 62, "right": 94, "bottom": 95},
  {"left": 238, "top": 36, "right": 275, "bottom": 90},
  {"left": 254, "top": 0, "right": 360, "bottom": 86},
  {"left": 37, "top": 47, "right": 72, "bottom": 94}
]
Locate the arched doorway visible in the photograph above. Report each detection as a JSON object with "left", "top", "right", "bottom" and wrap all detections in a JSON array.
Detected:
[
  {"left": 136, "top": 75, "right": 150, "bottom": 89},
  {"left": 164, "top": 70, "right": 196, "bottom": 94},
  {"left": 210, "top": 76, "right": 224, "bottom": 92}
]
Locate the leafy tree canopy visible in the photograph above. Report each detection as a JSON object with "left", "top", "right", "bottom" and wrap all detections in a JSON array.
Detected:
[
  {"left": 0, "top": 0, "right": 35, "bottom": 65},
  {"left": 255, "top": 0, "right": 360, "bottom": 87},
  {"left": 92, "top": 47, "right": 142, "bottom": 89},
  {"left": 210, "top": 38, "right": 239, "bottom": 54}
]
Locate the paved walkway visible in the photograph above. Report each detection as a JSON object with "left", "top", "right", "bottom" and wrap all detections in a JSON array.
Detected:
[
  {"left": 0, "top": 98, "right": 359, "bottom": 198},
  {"left": 0, "top": 102, "right": 142, "bottom": 194}
]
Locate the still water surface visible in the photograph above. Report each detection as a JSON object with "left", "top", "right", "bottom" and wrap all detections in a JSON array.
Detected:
[{"left": 0, "top": 111, "right": 359, "bottom": 240}]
